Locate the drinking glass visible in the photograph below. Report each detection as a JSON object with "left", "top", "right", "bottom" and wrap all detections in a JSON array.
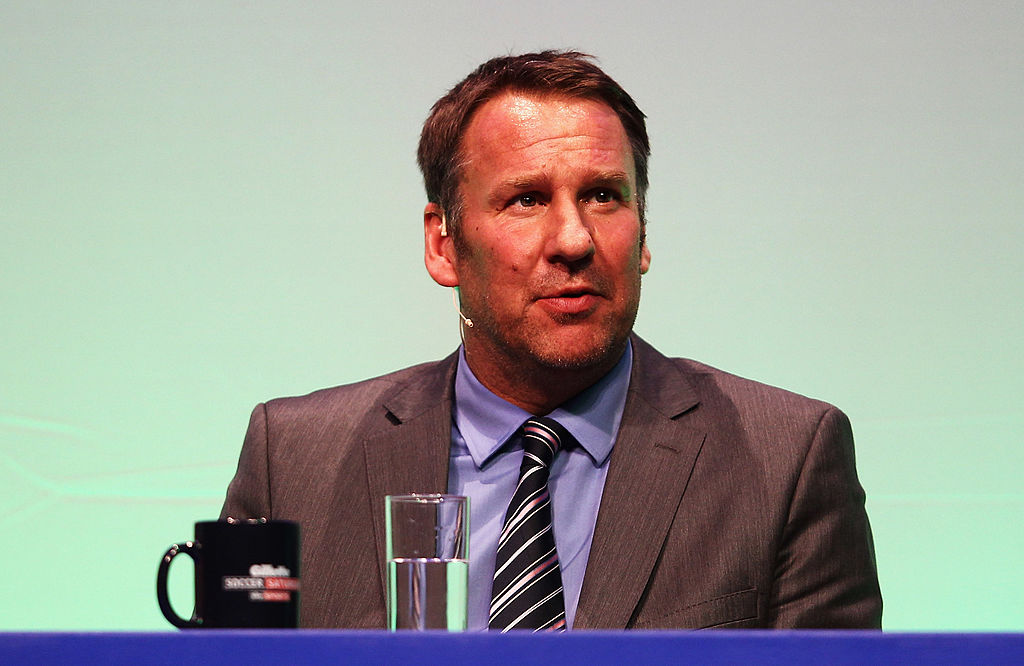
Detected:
[{"left": 385, "top": 494, "right": 468, "bottom": 631}]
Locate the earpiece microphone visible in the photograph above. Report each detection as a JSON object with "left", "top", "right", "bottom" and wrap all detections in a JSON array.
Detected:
[
  {"left": 451, "top": 287, "right": 473, "bottom": 329},
  {"left": 442, "top": 217, "right": 473, "bottom": 334}
]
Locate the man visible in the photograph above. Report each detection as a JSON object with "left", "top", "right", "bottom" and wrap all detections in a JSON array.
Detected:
[{"left": 222, "top": 50, "right": 882, "bottom": 630}]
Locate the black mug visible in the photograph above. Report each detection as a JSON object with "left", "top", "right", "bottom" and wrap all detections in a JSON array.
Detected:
[{"left": 156, "top": 519, "right": 301, "bottom": 628}]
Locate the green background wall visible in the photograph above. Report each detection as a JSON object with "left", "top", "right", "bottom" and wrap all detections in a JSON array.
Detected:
[{"left": 2, "top": 1, "right": 1021, "bottom": 631}]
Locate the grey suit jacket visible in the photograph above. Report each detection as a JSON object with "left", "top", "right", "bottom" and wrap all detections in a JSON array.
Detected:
[{"left": 221, "top": 336, "right": 882, "bottom": 629}]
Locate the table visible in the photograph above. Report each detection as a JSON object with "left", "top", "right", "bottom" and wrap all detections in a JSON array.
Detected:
[{"left": 3, "top": 630, "right": 1022, "bottom": 664}]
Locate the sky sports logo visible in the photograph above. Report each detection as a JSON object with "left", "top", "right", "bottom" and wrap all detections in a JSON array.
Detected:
[{"left": 222, "top": 564, "right": 299, "bottom": 602}]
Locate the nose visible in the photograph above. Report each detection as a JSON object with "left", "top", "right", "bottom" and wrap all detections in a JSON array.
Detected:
[{"left": 545, "top": 195, "right": 595, "bottom": 265}]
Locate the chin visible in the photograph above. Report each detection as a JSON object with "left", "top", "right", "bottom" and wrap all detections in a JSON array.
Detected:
[{"left": 527, "top": 333, "right": 627, "bottom": 371}]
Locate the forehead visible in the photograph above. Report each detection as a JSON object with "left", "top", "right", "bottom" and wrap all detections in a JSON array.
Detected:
[{"left": 458, "top": 91, "right": 634, "bottom": 179}]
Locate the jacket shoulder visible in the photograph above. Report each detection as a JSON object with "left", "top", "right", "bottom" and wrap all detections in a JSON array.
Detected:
[
  {"left": 261, "top": 353, "right": 457, "bottom": 424},
  {"left": 629, "top": 336, "right": 849, "bottom": 465},
  {"left": 676, "top": 357, "right": 837, "bottom": 413},
  {"left": 630, "top": 335, "right": 841, "bottom": 422}
]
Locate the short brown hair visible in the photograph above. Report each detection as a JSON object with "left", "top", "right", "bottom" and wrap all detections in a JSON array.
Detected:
[{"left": 417, "top": 50, "right": 650, "bottom": 235}]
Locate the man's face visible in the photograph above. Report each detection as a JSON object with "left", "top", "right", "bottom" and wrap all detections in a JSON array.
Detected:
[{"left": 450, "top": 91, "right": 651, "bottom": 380}]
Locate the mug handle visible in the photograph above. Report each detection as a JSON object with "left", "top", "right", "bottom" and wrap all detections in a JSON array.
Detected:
[{"left": 156, "top": 541, "right": 202, "bottom": 628}]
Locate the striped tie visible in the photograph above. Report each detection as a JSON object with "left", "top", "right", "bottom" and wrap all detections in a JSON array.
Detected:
[{"left": 488, "top": 416, "right": 573, "bottom": 632}]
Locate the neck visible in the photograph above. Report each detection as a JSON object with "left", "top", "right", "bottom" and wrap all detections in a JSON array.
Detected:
[{"left": 463, "top": 341, "right": 627, "bottom": 415}]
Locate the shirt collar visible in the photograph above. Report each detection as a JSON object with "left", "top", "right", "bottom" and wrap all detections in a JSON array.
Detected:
[{"left": 453, "top": 341, "right": 633, "bottom": 469}]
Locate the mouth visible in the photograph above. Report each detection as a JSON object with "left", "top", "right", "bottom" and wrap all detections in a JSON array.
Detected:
[{"left": 535, "top": 288, "right": 601, "bottom": 316}]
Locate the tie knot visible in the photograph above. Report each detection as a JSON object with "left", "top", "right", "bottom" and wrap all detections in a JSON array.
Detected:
[{"left": 521, "top": 416, "right": 573, "bottom": 469}]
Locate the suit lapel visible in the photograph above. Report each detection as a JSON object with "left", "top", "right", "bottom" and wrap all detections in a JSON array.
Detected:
[
  {"left": 363, "top": 353, "right": 458, "bottom": 606},
  {"left": 574, "top": 337, "right": 705, "bottom": 629}
]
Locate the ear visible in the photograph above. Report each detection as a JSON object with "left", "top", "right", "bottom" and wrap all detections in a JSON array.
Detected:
[
  {"left": 640, "top": 237, "right": 651, "bottom": 275},
  {"left": 424, "top": 203, "right": 459, "bottom": 287}
]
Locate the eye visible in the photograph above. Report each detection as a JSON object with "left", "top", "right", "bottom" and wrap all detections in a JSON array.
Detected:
[
  {"left": 510, "top": 193, "right": 540, "bottom": 208},
  {"left": 587, "top": 188, "right": 620, "bottom": 204}
]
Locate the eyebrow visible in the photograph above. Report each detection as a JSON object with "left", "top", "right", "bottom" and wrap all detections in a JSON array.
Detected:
[
  {"left": 486, "top": 174, "right": 548, "bottom": 208},
  {"left": 589, "top": 170, "right": 633, "bottom": 190},
  {"left": 590, "top": 170, "right": 631, "bottom": 182}
]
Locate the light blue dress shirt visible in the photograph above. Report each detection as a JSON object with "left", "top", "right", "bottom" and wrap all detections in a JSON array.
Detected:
[{"left": 448, "top": 341, "right": 632, "bottom": 630}]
